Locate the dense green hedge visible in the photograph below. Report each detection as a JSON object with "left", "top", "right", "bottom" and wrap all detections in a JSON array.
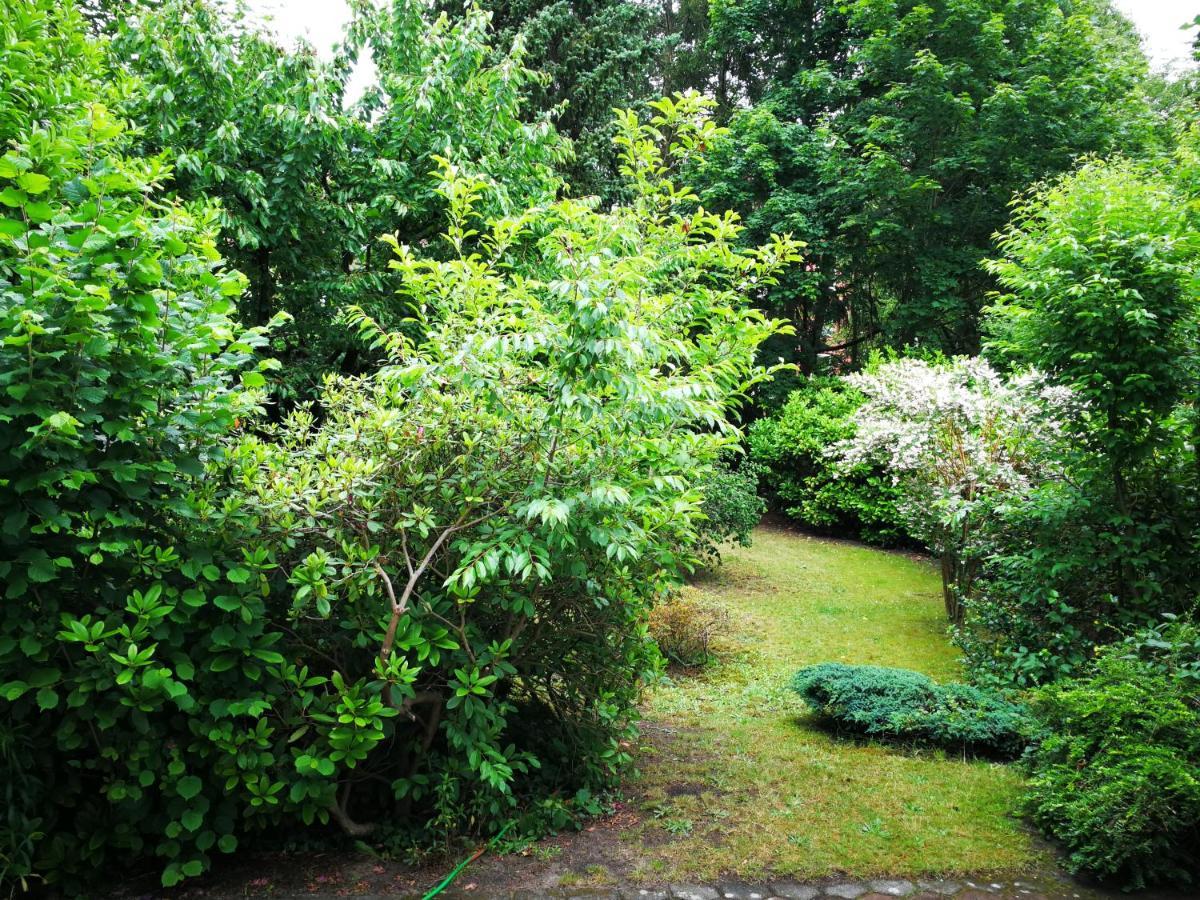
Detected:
[
  {"left": 748, "top": 377, "right": 907, "bottom": 545},
  {"left": 0, "top": 10, "right": 798, "bottom": 891},
  {"left": 791, "top": 663, "right": 1028, "bottom": 757},
  {"left": 1024, "top": 619, "right": 1200, "bottom": 889},
  {"left": 693, "top": 457, "right": 766, "bottom": 565}
]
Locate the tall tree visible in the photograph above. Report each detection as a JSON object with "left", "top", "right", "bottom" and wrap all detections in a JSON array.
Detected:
[
  {"left": 689, "top": 0, "right": 1156, "bottom": 383},
  {"left": 461, "top": 0, "right": 663, "bottom": 198},
  {"left": 109, "top": 0, "right": 565, "bottom": 398}
]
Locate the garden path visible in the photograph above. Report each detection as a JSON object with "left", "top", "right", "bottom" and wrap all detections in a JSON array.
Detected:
[{"left": 149, "top": 527, "right": 1186, "bottom": 900}]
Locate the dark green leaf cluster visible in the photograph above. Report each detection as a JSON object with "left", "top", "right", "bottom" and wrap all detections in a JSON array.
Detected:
[
  {"left": 749, "top": 377, "right": 907, "bottom": 545},
  {"left": 693, "top": 457, "right": 767, "bottom": 564},
  {"left": 465, "top": 0, "right": 664, "bottom": 200},
  {"left": 791, "top": 663, "right": 1029, "bottom": 757},
  {"left": 1024, "top": 623, "right": 1200, "bottom": 888},
  {"left": 687, "top": 0, "right": 1158, "bottom": 373}
]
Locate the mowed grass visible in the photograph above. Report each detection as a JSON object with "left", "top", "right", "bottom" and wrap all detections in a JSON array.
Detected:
[{"left": 622, "top": 524, "right": 1039, "bottom": 883}]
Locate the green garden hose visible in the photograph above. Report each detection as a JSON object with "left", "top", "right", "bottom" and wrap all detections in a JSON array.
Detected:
[{"left": 420, "top": 821, "right": 516, "bottom": 900}]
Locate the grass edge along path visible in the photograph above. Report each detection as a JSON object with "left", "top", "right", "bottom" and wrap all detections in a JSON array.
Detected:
[{"left": 621, "top": 525, "right": 1039, "bottom": 884}]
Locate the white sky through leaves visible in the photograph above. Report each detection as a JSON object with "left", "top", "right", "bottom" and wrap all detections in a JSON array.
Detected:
[{"left": 244, "top": 0, "right": 1198, "bottom": 105}]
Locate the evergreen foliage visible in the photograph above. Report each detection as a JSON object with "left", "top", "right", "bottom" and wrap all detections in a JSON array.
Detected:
[
  {"left": 791, "top": 663, "right": 1028, "bottom": 757},
  {"left": 1025, "top": 621, "right": 1200, "bottom": 888}
]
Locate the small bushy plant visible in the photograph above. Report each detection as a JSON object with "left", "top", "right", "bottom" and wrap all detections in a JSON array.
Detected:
[
  {"left": 1024, "top": 623, "right": 1200, "bottom": 888},
  {"left": 748, "top": 377, "right": 906, "bottom": 545},
  {"left": 693, "top": 457, "right": 766, "bottom": 564},
  {"left": 648, "top": 593, "right": 729, "bottom": 667},
  {"left": 791, "top": 663, "right": 1028, "bottom": 757}
]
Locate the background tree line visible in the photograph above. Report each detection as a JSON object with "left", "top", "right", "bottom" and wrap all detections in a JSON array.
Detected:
[{"left": 77, "top": 0, "right": 1173, "bottom": 405}]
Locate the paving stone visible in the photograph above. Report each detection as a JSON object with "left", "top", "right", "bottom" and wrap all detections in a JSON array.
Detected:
[
  {"left": 915, "top": 883, "right": 961, "bottom": 897},
  {"left": 670, "top": 886, "right": 721, "bottom": 900},
  {"left": 869, "top": 882, "right": 914, "bottom": 897},
  {"left": 717, "top": 883, "right": 768, "bottom": 900},
  {"left": 623, "top": 890, "right": 670, "bottom": 900},
  {"left": 957, "top": 892, "right": 1000, "bottom": 900},
  {"left": 824, "top": 885, "right": 869, "bottom": 900},
  {"left": 770, "top": 883, "right": 819, "bottom": 900}
]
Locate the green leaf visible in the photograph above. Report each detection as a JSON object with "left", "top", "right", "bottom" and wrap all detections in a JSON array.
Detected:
[
  {"left": 176, "top": 775, "right": 203, "bottom": 800},
  {"left": 181, "top": 859, "right": 204, "bottom": 877},
  {"left": 16, "top": 172, "right": 50, "bottom": 194},
  {"left": 1, "top": 681, "right": 29, "bottom": 701},
  {"left": 225, "top": 566, "right": 251, "bottom": 584}
]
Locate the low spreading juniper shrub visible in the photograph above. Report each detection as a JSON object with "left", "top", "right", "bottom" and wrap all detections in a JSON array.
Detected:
[
  {"left": 791, "top": 663, "right": 1029, "bottom": 757},
  {"left": 1023, "top": 619, "right": 1200, "bottom": 889}
]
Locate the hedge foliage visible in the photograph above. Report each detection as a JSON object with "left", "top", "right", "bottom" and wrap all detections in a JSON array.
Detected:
[
  {"left": 748, "top": 377, "right": 907, "bottom": 545},
  {"left": 0, "top": 5, "right": 800, "bottom": 892},
  {"left": 1024, "top": 620, "right": 1200, "bottom": 889},
  {"left": 791, "top": 663, "right": 1028, "bottom": 757},
  {"left": 693, "top": 457, "right": 765, "bottom": 565}
]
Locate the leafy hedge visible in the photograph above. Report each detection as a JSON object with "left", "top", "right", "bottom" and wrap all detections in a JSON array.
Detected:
[
  {"left": 748, "top": 377, "right": 907, "bottom": 545},
  {"left": 1024, "top": 619, "right": 1200, "bottom": 889},
  {"left": 693, "top": 457, "right": 765, "bottom": 565},
  {"left": 0, "top": 12, "right": 801, "bottom": 891},
  {"left": 791, "top": 663, "right": 1028, "bottom": 757}
]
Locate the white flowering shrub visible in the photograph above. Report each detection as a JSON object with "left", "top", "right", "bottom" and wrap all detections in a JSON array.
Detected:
[{"left": 837, "top": 357, "right": 1072, "bottom": 621}]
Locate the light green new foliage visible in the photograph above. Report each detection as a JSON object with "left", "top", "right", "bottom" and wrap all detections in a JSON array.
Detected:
[{"left": 214, "top": 91, "right": 800, "bottom": 859}]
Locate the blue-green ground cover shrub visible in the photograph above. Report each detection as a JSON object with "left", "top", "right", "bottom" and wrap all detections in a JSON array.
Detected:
[
  {"left": 791, "top": 663, "right": 1028, "bottom": 757},
  {"left": 1023, "top": 619, "right": 1200, "bottom": 889},
  {"left": 748, "top": 377, "right": 907, "bottom": 545}
]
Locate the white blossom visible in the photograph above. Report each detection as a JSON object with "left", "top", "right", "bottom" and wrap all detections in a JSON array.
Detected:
[{"left": 835, "top": 357, "right": 1073, "bottom": 550}]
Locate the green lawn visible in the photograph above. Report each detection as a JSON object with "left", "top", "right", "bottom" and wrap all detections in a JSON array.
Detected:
[{"left": 622, "top": 524, "right": 1039, "bottom": 883}]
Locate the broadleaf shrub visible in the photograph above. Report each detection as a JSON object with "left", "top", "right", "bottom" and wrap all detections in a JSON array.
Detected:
[
  {"left": 1, "top": 2, "right": 280, "bottom": 892},
  {"left": 693, "top": 456, "right": 766, "bottom": 565},
  {"left": 791, "top": 663, "right": 1028, "bottom": 757},
  {"left": 0, "top": 56, "right": 802, "bottom": 894},
  {"left": 1024, "top": 623, "right": 1200, "bottom": 888},
  {"left": 748, "top": 377, "right": 906, "bottom": 545}
]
